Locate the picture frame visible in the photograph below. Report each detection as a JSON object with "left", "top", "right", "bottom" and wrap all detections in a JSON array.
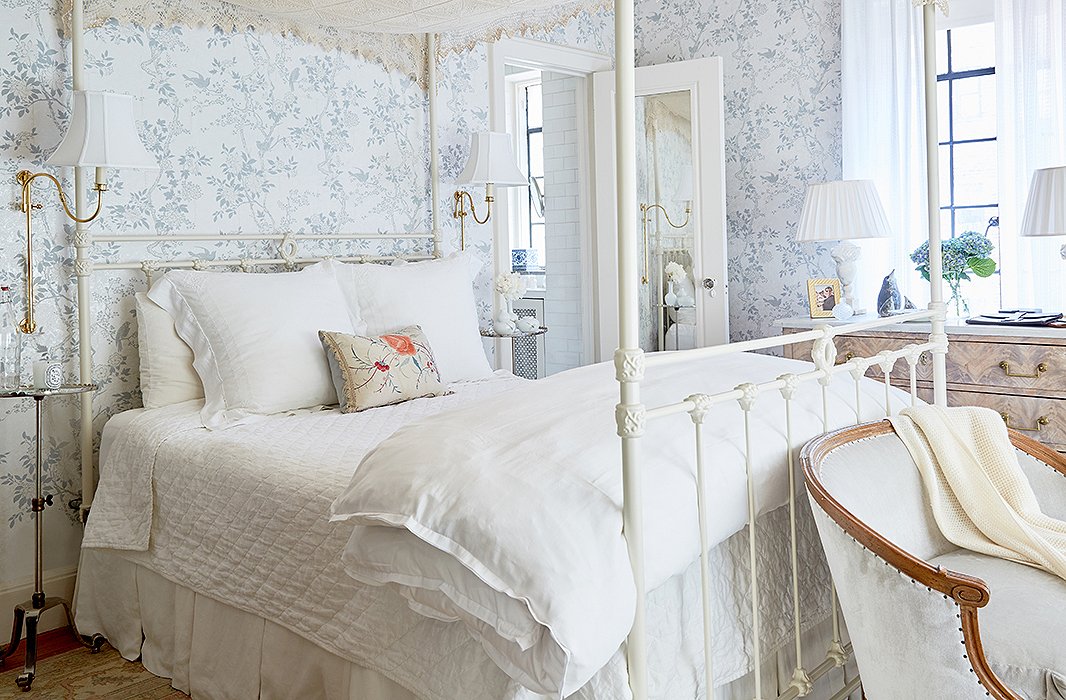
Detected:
[{"left": 807, "top": 278, "right": 842, "bottom": 319}]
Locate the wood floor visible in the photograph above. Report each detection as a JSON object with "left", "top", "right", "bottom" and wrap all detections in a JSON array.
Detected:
[{"left": 0, "top": 630, "right": 185, "bottom": 699}]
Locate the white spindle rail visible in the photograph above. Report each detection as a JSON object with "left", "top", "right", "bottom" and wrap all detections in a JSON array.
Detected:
[{"left": 614, "top": 0, "right": 949, "bottom": 695}]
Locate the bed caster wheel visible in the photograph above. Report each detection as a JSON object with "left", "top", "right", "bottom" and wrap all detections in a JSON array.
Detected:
[
  {"left": 80, "top": 632, "right": 105, "bottom": 653},
  {"left": 16, "top": 671, "right": 33, "bottom": 691}
]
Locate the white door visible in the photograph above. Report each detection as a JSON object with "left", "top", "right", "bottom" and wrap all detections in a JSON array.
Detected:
[{"left": 592, "top": 57, "right": 728, "bottom": 359}]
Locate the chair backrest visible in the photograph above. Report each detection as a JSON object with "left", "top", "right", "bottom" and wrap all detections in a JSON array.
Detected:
[
  {"left": 807, "top": 422, "right": 955, "bottom": 561},
  {"left": 801, "top": 420, "right": 1066, "bottom": 700}
]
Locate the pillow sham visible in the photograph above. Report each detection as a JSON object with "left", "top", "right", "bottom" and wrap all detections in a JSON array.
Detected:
[
  {"left": 321, "top": 253, "right": 491, "bottom": 384},
  {"left": 134, "top": 292, "right": 204, "bottom": 409},
  {"left": 319, "top": 326, "right": 446, "bottom": 412},
  {"left": 147, "top": 266, "right": 355, "bottom": 429}
]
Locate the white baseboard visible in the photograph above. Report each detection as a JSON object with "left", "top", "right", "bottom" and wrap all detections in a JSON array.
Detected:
[{"left": 0, "top": 567, "right": 79, "bottom": 639}]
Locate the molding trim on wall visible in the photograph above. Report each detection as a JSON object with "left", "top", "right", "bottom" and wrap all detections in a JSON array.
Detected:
[{"left": 0, "top": 566, "right": 79, "bottom": 638}]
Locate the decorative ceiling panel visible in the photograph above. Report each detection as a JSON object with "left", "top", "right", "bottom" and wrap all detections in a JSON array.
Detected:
[{"left": 73, "top": 0, "right": 610, "bottom": 85}]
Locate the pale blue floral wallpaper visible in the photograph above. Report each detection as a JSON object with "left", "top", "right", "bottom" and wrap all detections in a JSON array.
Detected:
[
  {"left": 635, "top": 0, "right": 841, "bottom": 341},
  {"left": 0, "top": 0, "right": 836, "bottom": 596}
]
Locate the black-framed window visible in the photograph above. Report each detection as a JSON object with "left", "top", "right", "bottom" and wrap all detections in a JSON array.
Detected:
[
  {"left": 936, "top": 23, "right": 998, "bottom": 240},
  {"left": 937, "top": 22, "right": 1000, "bottom": 307}
]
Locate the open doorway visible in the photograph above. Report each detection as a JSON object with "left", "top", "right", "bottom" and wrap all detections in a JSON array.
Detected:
[{"left": 488, "top": 39, "right": 611, "bottom": 377}]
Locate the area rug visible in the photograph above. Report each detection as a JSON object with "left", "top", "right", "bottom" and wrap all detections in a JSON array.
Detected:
[{"left": 0, "top": 645, "right": 186, "bottom": 699}]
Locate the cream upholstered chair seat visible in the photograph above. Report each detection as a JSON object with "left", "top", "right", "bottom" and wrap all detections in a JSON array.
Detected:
[
  {"left": 801, "top": 421, "right": 1066, "bottom": 700},
  {"left": 930, "top": 550, "right": 1066, "bottom": 696}
]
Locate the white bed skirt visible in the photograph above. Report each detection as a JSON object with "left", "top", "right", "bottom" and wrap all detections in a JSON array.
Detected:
[{"left": 74, "top": 549, "right": 858, "bottom": 700}]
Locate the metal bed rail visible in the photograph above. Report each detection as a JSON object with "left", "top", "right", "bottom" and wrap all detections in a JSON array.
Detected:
[{"left": 617, "top": 317, "right": 947, "bottom": 699}]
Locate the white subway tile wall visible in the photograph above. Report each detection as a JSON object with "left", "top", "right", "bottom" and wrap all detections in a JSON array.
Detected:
[{"left": 542, "top": 72, "right": 588, "bottom": 376}]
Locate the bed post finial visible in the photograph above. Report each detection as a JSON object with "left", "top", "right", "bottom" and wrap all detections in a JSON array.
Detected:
[{"left": 685, "top": 393, "right": 712, "bottom": 424}]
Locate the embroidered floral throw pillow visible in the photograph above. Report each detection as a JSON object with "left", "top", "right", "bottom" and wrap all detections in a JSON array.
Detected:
[{"left": 319, "top": 326, "right": 446, "bottom": 412}]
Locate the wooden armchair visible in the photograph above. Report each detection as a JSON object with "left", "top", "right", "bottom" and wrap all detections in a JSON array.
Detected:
[{"left": 801, "top": 421, "right": 1066, "bottom": 700}]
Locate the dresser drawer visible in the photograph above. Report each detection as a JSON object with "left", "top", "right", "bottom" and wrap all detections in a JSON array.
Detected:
[
  {"left": 947, "top": 389, "right": 1065, "bottom": 450},
  {"left": 786, "top": 334, "right": 934, "bottom": 382},
  {"left": 947, "top": 340, "right": 1066, "bottom": 394}
]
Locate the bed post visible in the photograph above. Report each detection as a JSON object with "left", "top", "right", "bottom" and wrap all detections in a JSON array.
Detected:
[
  {"left": 613, "top": 0, "right": 648, "bottom": 697},
  {"left": 427, "top": 33, "right": 442, "bottom": 259},
  {"left": 71, "top": 0, "right": 96, "bottom": 520},
  {"left": 921, "top": 1, "right": 949, "bottom": 406}
]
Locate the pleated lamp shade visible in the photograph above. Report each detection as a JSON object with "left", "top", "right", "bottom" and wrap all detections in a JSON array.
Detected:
[
  {"left": 457, "top": 132, "right": 527, "bottom": 187},
  {"left": 1020, "top": 166, "right": 1066, "bottom": 238},
  {"left": 796, "top": 180, "right": 892, "bottom": 242},
  {"left": 45, "top": 91, "right": 157, "bottom": 169}
]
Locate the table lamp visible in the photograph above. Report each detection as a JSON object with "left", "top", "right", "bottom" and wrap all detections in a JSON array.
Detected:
[
  {"left": 1020, "top": 166, "right": 1066, "bottom": 259},
  {"left": 452, "top": 131, "right": 528, "bottom": 251},
  {"left": 797, "top": 180, "right": 892, "bottom": 315}
]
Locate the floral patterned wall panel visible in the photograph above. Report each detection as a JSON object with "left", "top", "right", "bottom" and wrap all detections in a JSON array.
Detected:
[
  {"left": 0, "top": 0, "right": 610, "bottom": 589},
  {"left": 635, "top": 0, "right": 841, "bottom": 342}
]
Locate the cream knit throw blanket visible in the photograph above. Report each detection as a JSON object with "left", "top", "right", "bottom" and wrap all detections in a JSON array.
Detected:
[{"left": 889, "top": 405, "right": 1066, "bottom": 581}]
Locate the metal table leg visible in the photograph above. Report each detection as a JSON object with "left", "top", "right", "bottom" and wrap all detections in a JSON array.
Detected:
[{"left": 0, "top": 396, "right": 104, "bottom": 692}]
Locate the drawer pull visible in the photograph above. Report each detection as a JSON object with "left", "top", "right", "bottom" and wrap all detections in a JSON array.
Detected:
[
  {"left": 836, "top": 352, "right": 855, "bottom": 366},
  {"left": 919, "top": 351, "right": 931, "bottom": 366},
  {"left": 999, "top": 360, "right": 1049, "bottom": 379},
  {"left": 1000, "top": 412, "right": 1051, "bottom": 433}
]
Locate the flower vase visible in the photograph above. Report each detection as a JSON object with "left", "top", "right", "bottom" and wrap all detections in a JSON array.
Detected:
[
  {"left": 494, "top": 298, "right": 517, "bottom": 335},
  {"left": 947, "top": 280, "right": 970, "bottom": 320},
  {"left": 664, "top": 281, "right": 678, "bottom": 307}
]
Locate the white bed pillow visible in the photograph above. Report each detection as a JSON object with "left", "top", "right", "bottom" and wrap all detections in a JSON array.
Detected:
[
  {"left": 322, "top": 254, "right": 491, "bottom": 384},
  {"left": 147, "top": 266, "right": 355, "bottom": 429},
  {"left": 134, "top": 292, "right": 204, "bottom": 409}
]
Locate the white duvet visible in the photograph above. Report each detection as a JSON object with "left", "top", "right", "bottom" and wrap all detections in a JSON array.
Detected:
[{"left": 331, "top": 352, "right": 907, "bottom": 698}]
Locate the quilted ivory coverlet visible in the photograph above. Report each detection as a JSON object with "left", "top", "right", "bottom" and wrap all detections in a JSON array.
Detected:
[
  {"left": 81, "top": 357, "right": 902, "bottom": 699},
  {"left": 331, "top": 354, "right": 907, "bottom": 697}
]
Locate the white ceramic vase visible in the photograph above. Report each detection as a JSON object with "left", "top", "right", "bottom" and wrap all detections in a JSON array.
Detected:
[
  {"left": 664, "top": 280, "right": 678, "bottom": 307},
  {"left": 494, "top": 298, "right": 518, "bottom": 335}
]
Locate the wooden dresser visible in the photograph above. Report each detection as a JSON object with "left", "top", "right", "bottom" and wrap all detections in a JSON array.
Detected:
[{"left": 777, "top": 317, "right": 1066, "bottom": 453}]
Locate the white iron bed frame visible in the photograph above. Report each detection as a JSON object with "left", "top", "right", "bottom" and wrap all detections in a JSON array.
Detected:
[
  {"left": 611, "top": 2, "right": 950, "bottom": 699},
  {"left": 58, "top": 1, "right": 951, "bottom": 699}
]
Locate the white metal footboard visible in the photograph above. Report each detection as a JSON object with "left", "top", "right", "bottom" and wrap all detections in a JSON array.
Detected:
[
  {"left": 612, "top": 0, "right": 950, "bottom": 696},
  {"left": 621, "top": 313, "right": 945, "bottom": 699}
]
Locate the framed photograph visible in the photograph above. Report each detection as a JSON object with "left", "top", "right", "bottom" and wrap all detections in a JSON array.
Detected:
[{"left": 807, "top": 278, "right": 842, "bottom": 318}]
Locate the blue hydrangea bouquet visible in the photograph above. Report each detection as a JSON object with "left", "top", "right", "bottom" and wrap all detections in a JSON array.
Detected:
[{"left": 911, "top": 231, "right": 996, "bottom": 317}]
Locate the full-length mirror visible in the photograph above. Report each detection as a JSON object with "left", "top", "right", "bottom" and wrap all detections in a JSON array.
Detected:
[
  {"left": 592, "top": 57, "right": 729, "bottom": 360},
  {"left": 636, "top": 90, "right": 696, "bottom": 352}
]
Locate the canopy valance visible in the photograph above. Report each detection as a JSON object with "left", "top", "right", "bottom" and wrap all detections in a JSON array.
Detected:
[{"left": 68, "top": 0, "right": 611, "bottom": 84}]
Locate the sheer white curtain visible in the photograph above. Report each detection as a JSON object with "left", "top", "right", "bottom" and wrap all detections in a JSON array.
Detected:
[
  {"left": 996, "top": 0, "right": 1066, "bottom": 311},
  {"left": 841, "top": 0, "right": 931, "bottom": 309}
]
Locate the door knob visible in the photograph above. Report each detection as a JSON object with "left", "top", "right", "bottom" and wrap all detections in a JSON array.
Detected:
[{"left": 702, "top": 278, "right": 715, "bottom": 290}]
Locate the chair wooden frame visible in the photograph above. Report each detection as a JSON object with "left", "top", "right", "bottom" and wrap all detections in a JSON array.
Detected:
[{"left": 801, "top": 421, "right": 1066, "bottom": 700}]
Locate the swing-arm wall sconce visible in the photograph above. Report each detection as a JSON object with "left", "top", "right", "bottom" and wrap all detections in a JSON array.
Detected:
[
  {"left": 640, "top": 202, "right": 692, "bottom": 284},
  {"left": 452, "top": 131, "right": 527, "bottom": 251},
  {"left": 14, "top": 90, "right": 157, "bottom": 334}
]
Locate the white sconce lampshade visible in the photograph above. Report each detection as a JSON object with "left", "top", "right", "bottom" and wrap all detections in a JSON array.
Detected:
[
  {"left": 1020, "top": 166, "right": 1066, "bottom": 238},
  {"left": 796, "top": 180, "right": 892, "bottom": 242},
  {"left": 674, "top": 171, "right": 694, "bottom": 203},
  {"left": 45, "top": 90, "right": 158, "bottom": 169},
  {"left": 457, "top": 131, "right": 527, "bottom": 187}
]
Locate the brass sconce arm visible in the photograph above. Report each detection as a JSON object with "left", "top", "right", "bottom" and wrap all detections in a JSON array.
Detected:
[
  {"left": 640, "top": 201, "right": 692, "bottom": 284},
  {"left": 15, "top": 169, "right": 107, "bottom": 334},
  {"left": 453, "top": 189, "right": 494, "bottom": 251}
]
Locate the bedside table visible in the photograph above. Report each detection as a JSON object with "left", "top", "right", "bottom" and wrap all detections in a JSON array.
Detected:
[
  {"left": 0, "top": 385, "right": 105, "bottom": 691},
  {"left": 777, "top": 316, "right": 1066, "bottom": 452}
]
